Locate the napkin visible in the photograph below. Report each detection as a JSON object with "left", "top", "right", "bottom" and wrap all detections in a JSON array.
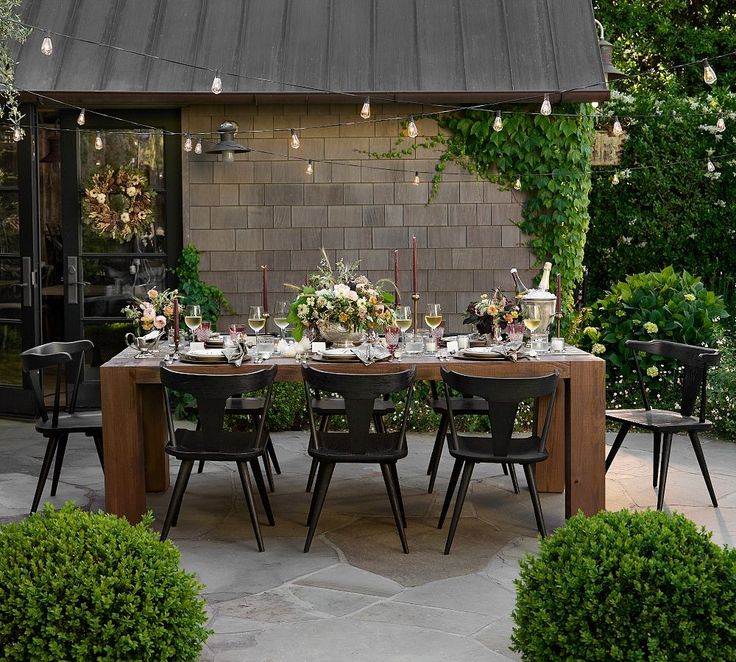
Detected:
[
  {"left": 351, "top": 342, "right": 391, "bottom": 366},
  {"left": 222, "top": 343, "right": 247, "bottom": 367},
  {"left": 487, "top": 342, "right": 534, "bottom": 362}
]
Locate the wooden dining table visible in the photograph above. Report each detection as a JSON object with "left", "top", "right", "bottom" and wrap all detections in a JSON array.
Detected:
[{"left": 100, "top": 347, "right": 606, "bottom": 523}]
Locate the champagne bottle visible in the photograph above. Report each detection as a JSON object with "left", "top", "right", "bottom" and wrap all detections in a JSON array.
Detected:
[
  {"left": 510, "top": 268, "right": 528, "bottom": 298},
  {"left": 538, "top": 262, "right": 552, "bottom": 291}
]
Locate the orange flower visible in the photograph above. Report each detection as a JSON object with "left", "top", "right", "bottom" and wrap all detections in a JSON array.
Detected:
[
  {"left": 339, "top": 312, "right": 348, "bottom": 322},
  {"left": 487, "top": 304, "right": 499, "bottom": 316}
]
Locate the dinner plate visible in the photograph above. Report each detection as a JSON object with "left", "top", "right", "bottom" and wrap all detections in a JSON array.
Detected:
[
  {"left": 459, "top": 347, "right": 506, "bottom": 360},
  {"left": 315, "top": 351, "right": 359, "bottom": 362},
  {"left": 180, "top": 348, "right": 234, "bottom": 364},
  {"left": 320, "top": 348, "right": 358, "bottom": 357}
]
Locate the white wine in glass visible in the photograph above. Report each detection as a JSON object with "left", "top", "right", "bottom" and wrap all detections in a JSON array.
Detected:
[
  {"left": 523, "top": 318, "right": 542, "bottom": 332},
  {"left": 273, "top": 301, "right": 290, "bottom": 339},
  {"left": 184, "top": 305, "right": 201, "bottom": 343},
  {"left": 425, "top": 304, "right": 442, "bottom": 330},
  {"left": 395, "top": 305, "right": 412, "bottom": 345},
  {"left": 249, "top": 306, "right": 266, "bottom": 338}
]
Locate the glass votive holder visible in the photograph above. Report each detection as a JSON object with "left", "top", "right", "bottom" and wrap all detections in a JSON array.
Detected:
[
  {"left": 405, "top": 331, "right": 426, "bottom": 355},
  {"left": 457, "top": 335, "right": 469, "bottom": 350},
  {"left": 549, "top": 337, "right": 565, "bottom": 352}
]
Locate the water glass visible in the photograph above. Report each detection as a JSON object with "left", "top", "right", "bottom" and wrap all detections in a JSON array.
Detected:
[
  {"left": 229, "top": 323, "right": 246, "bottom": 343},
  {"left": 507, "top": 322, "right": 525, "bottom": 343},
  {"left": 255, "top": 336, "right": 275, "bottom": 362},
  {"left": 194, "top": 320, "right": 212, "bottom": 342},
  {"left": 385, "top": 326, "right": 401, "bottom": 357}
]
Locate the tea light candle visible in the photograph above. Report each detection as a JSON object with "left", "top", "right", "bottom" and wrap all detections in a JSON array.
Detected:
[
  {"left": 425, "top": 339, "right": 437, "bottom": 353},
  {"left": 457, "top": 335, "right": 469, "bottom": 350},
  {"left": 550, "top": 337, "right": 565, "bottom": 352}
]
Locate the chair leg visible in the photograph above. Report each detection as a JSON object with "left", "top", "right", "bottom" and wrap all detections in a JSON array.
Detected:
[
  {"left": 523, "top": 464, "right": 547, "bottom": 537},
  {"left": 266, "top": 435, "right": 281, "bottom": 475},
  {"left": 249, "top": 458, "right": 275, "bottom": 525},
  {"left": 438, "top": 458, "right": 463, "bottom": 529},
  {"left": 388, "top": 463, "right": 407, "bottom": 528},
  {"left": 92, "top": 434, "right": 104, "bottom": 470},
  {"left": 656, "top": 433, "right": 673, "bottom": 512},
  {"left": 262, "top": 451, "right": 275, "bottom": 493},
  {"left": 689, "top": 432, "right": 718, "bottom": 508},
  {"left": 50, "top": 434, "right": 69, "bottom": 497},
  {"left": 381, "top": 463, "right": 409, "bottom": 553},
  {"left": 237, "top": 461, "right": 265, "bottom": 552},
  {"left": 605, "top": 422, "right": 631, "bottom": 472},
  {"left": 31, "top": 435, "right": 59, "bottom": 514},
  {"left": 306, "top": 415, "right": 329, "bottom": 492},
  {"left": 501, "top": 463, "right": 509, "bottom": 476},
  {"left": 197, "top": 460, "right": 205, "bottom": 474},
  {"left": 426, "top": 413, "right": 449, "bottom": 490},
  {"left": 160, "top": 459, "right": 194, "bottom": 541},
  {"left": 507, "top": 463, "right": 520, "bottom": 494},
  {"left": 652, "top": 432, "right": 661, "bottom": 487},
  {"left": 304, "top": 462, "right": 335, "bottom": 552},
  {"left": 444, "top": 461, "right": 476, "bottom": 555}
]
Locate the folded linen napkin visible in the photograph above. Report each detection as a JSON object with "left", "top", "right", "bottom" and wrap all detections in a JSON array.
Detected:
[
  {"left": 487, "top": 342, "right": 535, "bottom": 362},
  {"left": 351, "top": 342, "right": 391, "bottom": 366},
  {"left": 222, "top": 343, "right": 247, "bottom": 367}
]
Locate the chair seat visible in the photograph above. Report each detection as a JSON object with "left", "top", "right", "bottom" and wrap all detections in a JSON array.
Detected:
[
  {"left": 308, "top": 430, "right": 408, "bottom": 464},
  {"left": 36, "top": 411, "right": 102, "bottom": 435},
  {"left": 430, "top": 397, "right": 488, "bottom": 415},
  {"left": 166, "top": 429, "right": 263, "bottom": 461},
  {"left": 311, "top": 397, "right": 395, "bottom": 416},
  {"left": 606, "top": 408, "right": 712, "bottom": 432},
  {"left": 449, "top": 434, "right": 548, "bottom": 464},
  {"left": 225, "top": 397, "right": 266, "bottom": 414}
]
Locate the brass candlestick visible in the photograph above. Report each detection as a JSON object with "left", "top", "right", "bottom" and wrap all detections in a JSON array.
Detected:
[
  {"left": 411, "top": 292, "right": 420, "bottom": 337},
  {"left": 555, "top": 311, "right": 562, "bottom": 338}
]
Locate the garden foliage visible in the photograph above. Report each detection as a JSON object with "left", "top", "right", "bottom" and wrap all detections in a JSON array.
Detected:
[
  {"left": 512, "top": 510, "right": 736, "bottom": 661},
  {"left": 0, "top": 503, "right": 210, "bottom": 661}
]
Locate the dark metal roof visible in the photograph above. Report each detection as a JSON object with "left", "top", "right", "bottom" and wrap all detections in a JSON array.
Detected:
[{"left": 14, "top": 0, "right": 609, "bottom": 103}]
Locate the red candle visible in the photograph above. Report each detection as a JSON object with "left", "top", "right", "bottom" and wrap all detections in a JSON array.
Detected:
[
  {"left": 261, "top": 265, "right": 269, "bottom": 313},
  {"left": 173, "top": 297, "right": 179, "bottom": 343},
  {"left": 411, "top": 235, "right": 418, "bottom": 293},
  {"left": 394, "top": 250, "right": 401, "bottom": 305}
]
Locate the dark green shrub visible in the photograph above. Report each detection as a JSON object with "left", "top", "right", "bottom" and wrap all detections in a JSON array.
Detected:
[
  {"left": 512, "top": 510, "right": 736, "bottom": 661},
  {"left": 708, "top": 322, "right": 736, "bottom": 440},
  {"left": 0, "top": 503, "right": 210, "bottom": 661}
]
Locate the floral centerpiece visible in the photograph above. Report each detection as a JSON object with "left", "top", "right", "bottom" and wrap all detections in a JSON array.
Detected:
[
  {"left": 287, "top": 251, "right": 395, "bottom": 342},
  {"left": 122, "top": 288, "right": 178, "bottom": 336},
  {"left": 463, "top": 289, "right": 522, "bottom": 337}
]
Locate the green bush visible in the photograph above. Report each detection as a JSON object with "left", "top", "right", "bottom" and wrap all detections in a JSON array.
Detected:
[
  {"left": 708, "top": 322, "right": 736, "bottom": 441},
  {"left": 512, "top": 510, "right": 736, "bottom": 660},
  {"left": 579, "top": 267, "right": 728, "bottom": 408},
  {"left": 0, "top": 503, "right": 210, "bottom": 661}
]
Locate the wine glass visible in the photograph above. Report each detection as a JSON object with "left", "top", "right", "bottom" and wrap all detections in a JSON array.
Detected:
[
  {"left": 395, "top": 305, "right": 412, "bottom": 345},
  {"left": 522, "top": 304, "right": 542, "bottom": 346},
  {"left": 184, "top": 305, "right": 201, "bottom": 344},
  {"left": 425, "top": 304, "right": 442, "bottom": 331},
  {"left": 385, "top": 325, "right": 401, "bottom": 360},
  {"left": 273, "top": 301, "right": 290, "bottom": 340},
  {"left": 249, "top": 305, "right": 266, "bottom": 343}
]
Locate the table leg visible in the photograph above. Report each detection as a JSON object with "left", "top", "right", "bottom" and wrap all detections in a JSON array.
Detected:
[
  {"left": 535, "top": 378, "right": 565, "bottom": 493},
  {"left": 140, "top": 384, "right": 169, "bottom": 492}
]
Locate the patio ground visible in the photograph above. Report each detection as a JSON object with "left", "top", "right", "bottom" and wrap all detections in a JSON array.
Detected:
[{"left": 1, "top": 418, "right": 734, "bottom": 661}]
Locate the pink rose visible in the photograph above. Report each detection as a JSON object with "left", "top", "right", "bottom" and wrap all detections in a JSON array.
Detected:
[
  {"left": 153, "top": 315, "right": 167, "bottom": 330},
  {"left": 147, "top": 288, "right": 159, "bottom": 300}
]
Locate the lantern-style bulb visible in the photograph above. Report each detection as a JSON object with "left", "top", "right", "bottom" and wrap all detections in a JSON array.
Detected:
[
  {"left": 211, "top": 71, "right": 222, "bottom": 94},
  {"left": 12, "top": 125, "right": 22, "bottom": 142},
  {"left": 493, "top": 111, "right": 503, "bottom": 132},
  {"left": 703, "top": 59, "right": 717, "bottom": 85},
  {"left": 290, "top": 128, "right": 300, "bottom": 149},
  {"left": 540, "top": 94, "right": 552, "bottom": 116},
  {"left": 41, "top": 33, "right": 53, "bottom": 56},
  {"left": 612, "top": 116, "right": 624, "bottom": 137},
  {"left": 413, "top": 171, "right": 420, "bottom": 186},
  {"left": 716, "top": 112, "right": 726, "bottom": 133},
  {"left": 222, "top": 150, "right": 234, "bottom": 163},
  {"left": 184, "top": 134, "right": 193, "bottom": 152},
  {"left": 407, "top": 116, "right": 418, "bottom": 138},
  {"left": 95, "top": 132, "right": 103, "bottom": 150},
  {"left": 611, "top": 172, "right": 620, "bottom": 185},
  {"left": 707, "top": 159, "right": 716, "bottom": 173},
  {"left": 360, "top": 97, "right": 371, "bottom": 119},
  {"left": 194, "top": 139, "right": 202, "bottom": 155},
  {"left": 591, "top": 101, "right": 599, "bottom": 109},
  {"left": 513, "top": 175, "right": 522, "bottom": 191},
  {"left": 77, "top": 109, "right": 86, "bottom": 126},
  {"left": 306, "top": 159, "right": 314, "bottom": 175}
]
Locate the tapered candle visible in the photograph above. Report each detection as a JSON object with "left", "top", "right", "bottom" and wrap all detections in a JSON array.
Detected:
[
  {"left": 394, "top": 250, "right": 401, "bottom": 305},
  {"left": 173, "top": 297, "right": 179, "bottom": 342},
  {"left": 412, "top": 235, "right": 418, "bottom": 293},
  {"left": 261, "top": 265, "right": 269, "bottom": 313},
  {"left": 555, "top": 272, "right": 562, "bottom": 337}
]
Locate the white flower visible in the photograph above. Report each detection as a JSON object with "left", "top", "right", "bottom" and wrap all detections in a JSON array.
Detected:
[
  {"left": 153, "top": 315, "right": 167, "bottom": 330},
  {"left": 121, "top": 212, "right": 130, "bottom": 223},
  {"left": 347, "top": 289, "right": 359, "bottom": 301},
  {"left": 96, "top": 193, "right": 106, "bottom": 204},
  {"left": 643, "top": 322, "right": 658, "bottom": 334},
  {"left": 334, "top": 283, "right": 351, "bottom": 299},
  {"left": 126, "top": 186, "right": 137, "bottom": 197},
  {"left": 591, "top": 343, "right": 606, "bottom": 355},
  {"left": 646, "top": 366, "right": 659, "bottom": 378},
  {"left": 684, "top": 293, "right": 696, "bottom": 301}
]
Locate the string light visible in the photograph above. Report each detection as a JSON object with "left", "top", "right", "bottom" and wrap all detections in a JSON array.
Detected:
[
  {"left": 493, "top": 111, "right": 503, "bottom": 132},
  {"left": 183, "top": 133, "right": 193, "bottom": 152},
  {"left": 591, "top": 101, "right": 599, "bottom": 109},
  {"left": 12, "top": 124, "right": 22, "bottom": 142},
  {"left": 611, "top": 172, "right": 620, "bottom": 185},
  {"left": 290, "top": 128, "right": 300, "bottom": 149},
  {"left": 540, "top": 94, "right": 552, "bottom": 116},
  {"left": 612, "top": 116, "right": 624, "bottom": 137},
  {"left": 77, "top": 108, "right": 86, "bottom": 126},
  {"left": 702, "top": 59, "right": 717, "bottom": 85},
  {"left": 194, "top": 138, "right": 202, "bottom": 155},
  {"left": 360, "top": 97, "right": 371, "bottom": 119},
  {"left": 413, "top": 171, "right": 420, "bottom": 186},
  {"left": 306, "top": 159, "right": 313, "bottom": 175},
  {"left": 94, "top": 131, "right": 103, "bottom": 150},
  {"left": 513, "top": 175, "right": 522, "bottom": 191},
  {"left": 40, "top": 32, "right": 53, "bottom": 56},
  {"left": 211, "top": 70, "right": 222, "bottom": 94},
  {"left": 407, "top": 116, "right": 418, "bottom": 138},
  {"left": 707, "top": 159, "right": 716, "bottom": 173},
  {"left": 716, "top": 112, "right": 726, "bottom": 133}
]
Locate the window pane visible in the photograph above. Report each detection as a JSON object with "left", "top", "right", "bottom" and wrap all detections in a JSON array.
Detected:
[
  {"left": 0, "top": 191, "right": 19, "bottom": 254},
  {"left": 0, "top": 323, "right": 22, "bottom": 385},
  {"left": 84, "top": 321, "right": 134, "bottom": 367},
  {"left": 0, "top": 258, "right": 21, "bottom": 319},
  {"left": 0, "top": 131, "right": 18, "bottom": 186}
]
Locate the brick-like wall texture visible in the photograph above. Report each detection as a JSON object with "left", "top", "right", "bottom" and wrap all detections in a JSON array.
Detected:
[{"left": 182, "top": 104, "right": 536, "bottom": 332}]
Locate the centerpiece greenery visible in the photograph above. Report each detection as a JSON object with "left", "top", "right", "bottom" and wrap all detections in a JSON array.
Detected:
[
  {"left": 463, "top": 290, "right": 522, "bottom": 336},
  {"left": 121, "top": 287, "right": 178, "bottom": 336},
  {"left": 287, "top": 250, "right": 395, "bottom": 341}
]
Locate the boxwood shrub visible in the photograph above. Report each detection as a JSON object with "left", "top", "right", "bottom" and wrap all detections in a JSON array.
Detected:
[
  {"left": 0, "top": 503, "right": 210, "bottom": 661},
  {"left": 512, "top": 510, "right": 736, "bottom": 660}
]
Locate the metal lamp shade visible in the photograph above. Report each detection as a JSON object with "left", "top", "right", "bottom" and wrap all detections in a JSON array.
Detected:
[{"left": 206, "top": 121, "right": 250, "bottom": 162}]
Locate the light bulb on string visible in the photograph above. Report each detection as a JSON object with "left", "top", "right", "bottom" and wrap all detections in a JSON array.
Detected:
[
  {"left": 540, "top": 94, "right": 552, "bottom": 116},
  {"left": 41, "top": 32, "right": 53, "bottom": 56},
  {"left": 513, "top": 175, "right": 522, "bottom": 191},
  {"left": 290, "top": 128, "right": 301, "bottom": 149},
  {"left": 360, "top": 97, "right": 371, "bottom": 119},
  {"left": 591, "top": 101, "right": 599, "bottom": 109},
  {"left": 703, "top": 59, "right": 717, "bottom": 85},
  {"left": 612, "top": 116, "right": 624, "bottom": 137},
  {"left": 493, "top": 111, "right": 503, "bottom": 132},
  {"left": 12, "top": 124, "right": 22, "bottom": 142},
  {"left": 716, "top": 112, "right": 726, "bottom": 133},
  {"left": 194, "top": 138, "right": 202, "bottom": 155},
  {"left": 707, "top": 159, "right": 716, "bottom": 173},
  {"left": 183, "top": 133, "right": 193, "bottom": 152},
  {"left": 306, "top": 159, "right": 313, "bottom": 175},
  {"left": 211, "top": 70, "right": 222, "bottom": 94},
  {"left": 95, "top": 131, "right": 103, "bottom": 150},
  {"left": 77, "top": 109, "right": 86, "bottom": 126},
  {"left": 407, "top": 116, "right": 418, "bottom": 138},
  {"left": 611, "top": 172, "right": 620, "bottom": 185},
  {"left": 413, "top": 171, "right": 420, "bottom": 186}
]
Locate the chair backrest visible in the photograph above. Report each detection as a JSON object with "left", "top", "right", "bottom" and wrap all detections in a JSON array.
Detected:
[
  {"left": 160, "top": 364, "right": 277, "bottom": 448},
  {"left": 440, "top": 368, "right": 559, "bottom": 457},
  {"left": 625, "top": 340, "right": 720, "bottom": 420},
  {"left": 21, "top": 340, "right": 93, "bottom": 426},
  {"left": 302, "top": 366, "right": 416, "bottom": 456}
]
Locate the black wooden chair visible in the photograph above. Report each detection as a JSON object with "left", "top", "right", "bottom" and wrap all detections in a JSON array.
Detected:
[
  {"left": 605, "top": 340, "right": 720, "bottom": 511},
  {"left": 21, "top": 340, "right": 105, "bottom": 513},
  {"left": 302, "top": 365, "right": 416, "bottom": 553},
  {"left": 438, "top": 368, "right": 559, "bottom": 553},
  {"left": 426, "top": 380, "right": 519, "bottom": 494},
  {"left": 159, "top": 364, "right": 277, "bottom": 551}
]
